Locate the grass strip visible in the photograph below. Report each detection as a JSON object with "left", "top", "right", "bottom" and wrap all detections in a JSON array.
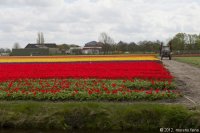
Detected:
[
  {"left": 0, "top": 101, "right": 199, "bottom": 131},
  {"left": 174, "top": 57, "right": 200, "bottom": 68}
]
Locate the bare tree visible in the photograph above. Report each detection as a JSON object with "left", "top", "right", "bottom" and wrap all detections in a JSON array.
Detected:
[
  {"left": 37, "top": 32, "right": 40, "bottom": 44},
  {"left": 5, "top": 48, "right": 11, "bottom": 53},
  {"left": 0, "top": 48, "right": 4, "bottom": 53},
  {"left": 37, "top": 32, "right": 45, "bottom": 44},
  {"left": 99, "top": 32, "right": 114, "bottom": 45},
  {"left": 13, "top": 42, "right": 21, "bottom": 49},
  {"left": 98, "top": 32, "right": 115, "bottom": 54},
  {"left": 41, "top": 32, "right": 45, "bottom": 44}
]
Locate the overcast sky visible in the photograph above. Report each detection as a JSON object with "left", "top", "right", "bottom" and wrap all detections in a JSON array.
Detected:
[{"left": 0, "top": 0, "right": 200, "bottom": 48}]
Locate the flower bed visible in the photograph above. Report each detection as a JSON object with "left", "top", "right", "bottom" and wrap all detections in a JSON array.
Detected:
[
  {"left": 0, "top": 55, "right": 179, "bottom": 101},
  {"left": 0, "top": 55, "right": 158, "bottom": 63},
  {"left": 0, "top": 78, "right": 179, "bottom": 101},
  {"left": 0, "top": 61, "right": 172, "bottom": 82}
]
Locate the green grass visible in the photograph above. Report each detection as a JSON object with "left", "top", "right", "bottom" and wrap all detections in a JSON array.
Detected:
[
  {"left": 174, "top": 57, "right": 200, "bottom": 68},
  {"left": 0, "top": 101, "right": 199, "bottom": 131}
]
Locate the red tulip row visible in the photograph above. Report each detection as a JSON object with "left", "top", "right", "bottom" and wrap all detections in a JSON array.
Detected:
[
  {"left": 0, "top": 78, "right": 179, "bottom": 101},
  {"left": 0, "top": 61, "right": 172, "bottom": 82}
]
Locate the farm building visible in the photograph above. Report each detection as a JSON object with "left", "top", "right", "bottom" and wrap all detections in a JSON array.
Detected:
[
  {"left": 12, "top": 43, "right": 61, "bottom": 56},
  {"left": 82, "top": 41, "right": 102, "bottom": 54},
  {"left": 82, "top": 47, "right": 102, "bottom": 54},
  {"left": 68, "top": 47, "right": 82, "bottom": 55}
]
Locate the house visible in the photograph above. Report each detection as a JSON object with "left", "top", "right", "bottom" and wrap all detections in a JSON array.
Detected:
[
  {"left": 0, "top": 53, "right": 10, "bottom": 56},
  {"left": 82, "top": 47, "right": 102, "bottom": 54},
  {"left": 12, "top": 43, "right": 61, "bottom": 56},
  {"left": 82, "top": 41, "right": 102, "bottom": 54},
  {"left": 69, "top": 47, "right": 82, "bottom": 55},
  {"left": 25, "top": 43, "right": 58, "bottom": 49}
]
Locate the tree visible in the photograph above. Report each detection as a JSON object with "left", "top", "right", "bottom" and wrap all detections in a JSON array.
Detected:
[
  {"left": 117, "top": 41, "right": 128, "bottom": 52},
  {"left": 4, "top": 48, "right": 11, "bottom": 53},
  {"left": 195, "top": 35, "right": 200, "bottom": 49},
  {"left": 0, "top": 48, "right": 4, "bottom": 53},
  {"left": 128, "top": 42, "right": 138, "bottom": 53},
  {"left": 171, "top": 33, "right": 185, "bottom": 50},
  {"left": 98, "top": 32, "right": 115, "bottom": 54},
  {"left": 37, "top": 33, "right": 40, "bottom": 44},
  {"left": 195, "top": 39, "right": 200, "bottom": 49},
  {"left": 41, "top": 32, "right": 45, "bottom": 44},
  {"left": 170, "top": 33, "right": 200, "bottom": 51},
  {"left": 57, "top": 44, "right": 70, "bottom": 50},
  {"left": 37, "top": 32, "right": 45, "bottom": 44},
  {"left": 13, "top": 42, "right": 21, "bottom": 49},
  {"left": 137, "top": 40, "right": 161, "bottom": 53}
]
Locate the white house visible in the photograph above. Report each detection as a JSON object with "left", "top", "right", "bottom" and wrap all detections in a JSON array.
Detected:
[{"left": 82, "top": 47, "right": 102, "bottom": 54}]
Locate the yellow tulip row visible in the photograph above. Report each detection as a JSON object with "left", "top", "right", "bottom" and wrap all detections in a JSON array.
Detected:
[{"left": 0, "top": 55, "right": 158, "bottom": 63}]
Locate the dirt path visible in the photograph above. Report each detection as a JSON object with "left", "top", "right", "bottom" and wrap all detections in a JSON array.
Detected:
[{"left": 162, "top": 59, "right": 200, "bottom": 106}]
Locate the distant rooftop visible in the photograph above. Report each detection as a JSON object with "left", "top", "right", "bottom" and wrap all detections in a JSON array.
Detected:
[
  {"left": 84, "top": 41, "right": 103, "bottom": 47},
  {"left": 25, "top": 43, "right": 57, "bottom": 49},
  {"left": 82, "top": 47, "right": 102, "bottom": 50}
]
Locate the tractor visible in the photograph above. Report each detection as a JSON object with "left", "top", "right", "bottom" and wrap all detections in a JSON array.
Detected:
[{"left": 160, "top": 41, "right": 172, "bottom": 60}]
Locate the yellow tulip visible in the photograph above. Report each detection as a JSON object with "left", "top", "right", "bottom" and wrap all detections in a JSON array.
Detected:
[{"left": 0, "top": 55, "right": 158, "bottom": 63}]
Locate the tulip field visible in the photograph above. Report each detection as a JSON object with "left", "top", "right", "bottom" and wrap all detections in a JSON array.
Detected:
[{"left": 0, "top": 55, "right": 180, "bottom": 101}]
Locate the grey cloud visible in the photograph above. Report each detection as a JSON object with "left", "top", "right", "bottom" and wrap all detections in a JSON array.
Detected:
[
  {"left": 0, "top": 0, "right": 64, "bottom": 7},
  {"left": 1, "top": 0, "right": 200, "bottom": 49}
]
